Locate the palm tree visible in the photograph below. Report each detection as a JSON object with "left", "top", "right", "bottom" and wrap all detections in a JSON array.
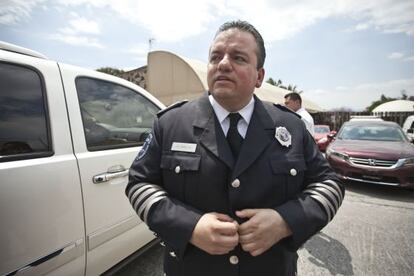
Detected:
[{"left": 266, "top": 78, "right": 302, "bottom": 93}]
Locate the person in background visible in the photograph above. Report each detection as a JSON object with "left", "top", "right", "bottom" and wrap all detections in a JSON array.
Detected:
[
  {"left": 126, "top": 20, "right": 343, "bottom": 276},
  {"left": 284, "top": 92, "right": 315, "bottom": 136}
]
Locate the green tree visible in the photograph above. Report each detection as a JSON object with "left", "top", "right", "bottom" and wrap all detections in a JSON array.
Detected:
[
  {"left": 365, "top": 90, "right": 413, "bottom": 112},
  {"left": 266, "top": 78, "right": 302, "bottom": 93},
  {"left": 365, "top": 94, "right": 396, "bottom": 112}
]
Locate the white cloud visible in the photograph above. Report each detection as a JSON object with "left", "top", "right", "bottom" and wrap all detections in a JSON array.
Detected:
[
  {"left": 388, "top": 52, "right": 404, "bottom": 59},
  {"left": 355, "top": 23, "right": 370, "bottom": 31},
  {"left": 405, "top": 56, "right": 414, "bottom": 61},
  {"left": 0, "top": 0, "right": 46, "bottom": 25},
  {"left": 307, "top": 78, "right": 414, "bottom": 110},
  {"left": 49, "top": 34, "right": 104, "bottom": 48},
  {"left": 60, "top": 17, "right": 100, "bottom": 35},
  {"left": 128, "top": 44, "right": 147, "bottom": 55},
  {"left": 128, "top": 44, "right": 148, "bottom": 62},
  {"left": 3, "top": 0, "right": 414, "bottom": 43}
]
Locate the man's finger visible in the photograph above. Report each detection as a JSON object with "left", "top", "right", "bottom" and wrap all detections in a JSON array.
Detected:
[
  {"left": 216, "top": 213, "right": 236, "bottom": 222},
  {"left": 217, "top": 233, "right": 239, "bottom": 248},
  {"left": 236, "top": 209, "right": 258, "bottom": 219},
  {"left": 239, "top": 232, "right": 255, "bottom": 244},
  {"left": 216, "top": 221, "right": 239, "bottom": 236}
]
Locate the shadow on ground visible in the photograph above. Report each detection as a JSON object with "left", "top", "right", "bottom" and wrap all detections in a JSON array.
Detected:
[{"left": 304, "top": 232, "right": 354, "bottom": 276}]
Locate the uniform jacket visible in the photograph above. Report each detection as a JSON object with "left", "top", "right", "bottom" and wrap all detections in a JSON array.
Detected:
[{"left": 126, "top": 94, "right": 344, "bottom": 276}]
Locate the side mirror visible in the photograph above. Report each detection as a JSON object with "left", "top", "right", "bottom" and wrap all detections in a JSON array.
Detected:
[
  {"left": 407, "top": 128, "right": 414, "bottom": 134},
  {"left": 327, "top": 133, "right": 336, "bottom": 141}
]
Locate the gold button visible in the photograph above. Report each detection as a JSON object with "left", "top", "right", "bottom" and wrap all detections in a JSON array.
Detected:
[
  {"left": 229, "top": 255, "right": 239, "bottom": 265},
  {"left": 175, "top": 166, "right": 181, "bottom": 174},
  {"left": 290, "top": 168, "right": 297, "bottom": 176},
  {"left": 231, "top": 179, "right": 240, "bottom": 188}
]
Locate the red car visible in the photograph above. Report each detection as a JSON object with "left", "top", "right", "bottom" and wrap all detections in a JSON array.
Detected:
[
  {"left": 314, "top": 125, "right": 336, "bottom": 152},
  {"left": 326, "top": 120, "right": 414, "bottom": 189}
]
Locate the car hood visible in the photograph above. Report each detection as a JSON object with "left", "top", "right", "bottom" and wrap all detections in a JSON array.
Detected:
[
  {"left": 329, "top": 140, "right": 414, "bottom": 159},
  {"left": 314, "top": 133, "right": 327, "bottom": 140}
]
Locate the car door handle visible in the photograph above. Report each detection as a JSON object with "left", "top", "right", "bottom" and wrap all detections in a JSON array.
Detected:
[{"left": 93, "top": 165, "right": 129, "bottom": 184}]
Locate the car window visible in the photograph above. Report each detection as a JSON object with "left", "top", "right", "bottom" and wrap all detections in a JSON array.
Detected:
[
  {"left": 76, "top": 77, "right": 160, "bottom": 151},
  {"left": 0, "top": 62, "right": 52, "bottom": 162},
  {"left": 339, "top": 125, "right": 405, "bottom": 141},
  {"left": 315, "top": 126, "right": 330, "bottom": 133}
]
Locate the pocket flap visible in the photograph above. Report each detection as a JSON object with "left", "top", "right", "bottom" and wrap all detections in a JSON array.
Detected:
[
  {"left": 161, "top": 153, "right": 201, "bottom": 171},
  {"left": 270, "top": 157, "right": 307, "bottom": 174}
]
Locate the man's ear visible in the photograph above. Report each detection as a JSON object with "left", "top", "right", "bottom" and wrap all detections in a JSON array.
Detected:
[{"left": 255, "top": 68, "right": 265, "bottom": 88}]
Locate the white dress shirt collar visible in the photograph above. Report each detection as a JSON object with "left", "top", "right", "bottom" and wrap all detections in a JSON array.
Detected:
[{"left": 208, "top": 95, "right": 255, "bottom": 138}]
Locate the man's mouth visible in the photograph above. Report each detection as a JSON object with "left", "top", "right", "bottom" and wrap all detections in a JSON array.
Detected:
[{"left": 215, "top": 75, "right": 232, "bottom": 82}]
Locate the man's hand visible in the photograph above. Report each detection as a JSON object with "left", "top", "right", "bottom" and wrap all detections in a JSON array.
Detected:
[
  {"left": 190, "top": 212, "right": 239, "bottom": 255},
  {"left": 236, "top": 209, "right": 292, "bottom": 256}
]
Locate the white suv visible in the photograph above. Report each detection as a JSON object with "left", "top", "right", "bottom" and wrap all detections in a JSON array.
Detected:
[
  {"left": 403, "top": 115, "right": 414, "bottom": 142},
  {"left": 0, "top": 41, "right": 164, "bottom": 275}
]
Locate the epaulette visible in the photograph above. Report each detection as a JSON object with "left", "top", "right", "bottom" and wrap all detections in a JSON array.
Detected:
[
  {"left": 157, "top": 100, "right": 188, "bottom": 118},
  {"left": 273, "top": 104, "right": 301, "bottom": 119}
]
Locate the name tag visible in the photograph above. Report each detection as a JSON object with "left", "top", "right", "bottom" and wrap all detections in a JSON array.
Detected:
[{"left": 171, "top": 142, "right": 197, "bottom": 153}]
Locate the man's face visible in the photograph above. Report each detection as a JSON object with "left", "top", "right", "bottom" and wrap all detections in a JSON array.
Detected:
[
  {"left": 284, "top": 97, "right": 300, "bottom": 112},
  {"left": 207, "top": 28, "right": 264, "bottom": 112}
]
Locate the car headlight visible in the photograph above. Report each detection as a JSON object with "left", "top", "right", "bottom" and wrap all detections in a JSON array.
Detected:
[
  {"left": 326, "top": 148, "right": 349, "bottom": 161},
  {"left": 399, "top": 157, "right": 414, "bottom": 167}
]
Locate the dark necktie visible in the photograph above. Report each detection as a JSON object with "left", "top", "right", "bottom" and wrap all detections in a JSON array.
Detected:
[{"left": 226, "top": 113, "right": 243, "bottom": 158}]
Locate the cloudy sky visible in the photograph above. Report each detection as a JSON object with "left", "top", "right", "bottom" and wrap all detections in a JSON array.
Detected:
[{"left": 1, "top": 0, "right": 413, "bottom": 111}]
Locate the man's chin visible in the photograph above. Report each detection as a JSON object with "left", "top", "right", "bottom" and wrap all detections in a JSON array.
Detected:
[{"left": 210, "top": 88, "right": 235, "bottom": 98}]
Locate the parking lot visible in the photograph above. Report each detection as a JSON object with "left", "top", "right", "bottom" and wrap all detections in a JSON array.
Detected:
[{"left": 114, "top": 181, "right": 414, "bottom": 276}]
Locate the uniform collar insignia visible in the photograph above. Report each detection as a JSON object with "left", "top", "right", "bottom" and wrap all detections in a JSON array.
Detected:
[{"left": 275, "top": 126, "right": 291, "bottom": 147}]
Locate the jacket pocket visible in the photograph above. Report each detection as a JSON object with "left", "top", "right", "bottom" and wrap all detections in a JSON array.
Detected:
[
  {"left": 270, "top": 156, "right": 307, "bottom": 199},
  {"left": 160, "top": 152, "right": 201, "bottom": 201}
]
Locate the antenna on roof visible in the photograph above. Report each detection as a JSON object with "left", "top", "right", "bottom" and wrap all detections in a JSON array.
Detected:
[{"left": 148, "top": 38, "right": 155, "bottom": 52}]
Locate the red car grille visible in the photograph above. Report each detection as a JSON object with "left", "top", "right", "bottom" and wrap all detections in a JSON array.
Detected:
[{"left": 349, "top": 157, "right": 397, "bottom": 168}]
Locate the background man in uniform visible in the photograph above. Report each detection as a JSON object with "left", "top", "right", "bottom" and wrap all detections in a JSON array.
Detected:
[
  {"left": 284, "top": 92, "right": 315, "bottom": 136},
  {"left": 126, "top": 20, "right": 343, "bottom": 276}
]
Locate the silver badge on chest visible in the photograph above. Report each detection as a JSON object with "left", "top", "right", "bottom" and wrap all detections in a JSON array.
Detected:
[{"left": 275, "top": 126, "right": 291, "bottom": 147}]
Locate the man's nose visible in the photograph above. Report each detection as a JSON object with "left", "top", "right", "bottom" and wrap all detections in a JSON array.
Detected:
[{"left": 218, "top": 55, "right": 231, "bottom": 71}]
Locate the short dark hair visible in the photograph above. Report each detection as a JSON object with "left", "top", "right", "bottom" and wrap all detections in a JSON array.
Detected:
[
  {"left": 215, "top": 20, "right": 266, "bottom": 70},
  {"left": 284, "top": 92, "right": 302, "bottom": 104}
]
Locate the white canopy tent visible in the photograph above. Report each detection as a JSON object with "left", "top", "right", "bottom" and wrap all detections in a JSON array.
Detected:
[{"left": 372, "top": 100, "right": 414, "bottom": 114}]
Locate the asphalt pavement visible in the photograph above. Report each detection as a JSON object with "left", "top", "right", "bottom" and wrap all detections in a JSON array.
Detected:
[{"left": 116, "top": 181, "right": 414, "bottom": 276}]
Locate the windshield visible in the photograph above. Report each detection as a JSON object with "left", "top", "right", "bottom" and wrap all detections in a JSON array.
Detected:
[
  {"left": 338, "top": 125, "right": 406, "bottom": 141},
  {"left": 314, "top": 125, "right": 330, "bottom": 134}
]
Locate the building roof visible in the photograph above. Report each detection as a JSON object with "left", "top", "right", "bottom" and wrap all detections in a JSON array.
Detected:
[{"left": 372, "top": 100, "right": 414, "bottom": 113}]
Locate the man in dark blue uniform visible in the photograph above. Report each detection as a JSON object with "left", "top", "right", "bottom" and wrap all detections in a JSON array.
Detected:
[{"left": 126, "top": 20, "right": 344, "bottom": 276}]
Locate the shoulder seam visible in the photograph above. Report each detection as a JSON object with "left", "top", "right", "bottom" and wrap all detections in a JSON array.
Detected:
[
  {"left": 273, "top": 103, "right": 301, "bottom": 119},
  {"left": 157, "top": 100, "right": 188, "bottom": 118}
]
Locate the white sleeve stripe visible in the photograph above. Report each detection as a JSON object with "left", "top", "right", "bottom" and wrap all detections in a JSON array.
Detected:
[
  {"left": 142, "top": 196, "right": 167, "bottom": 223},
  {"left": 137, "top": 191, "right": 167, "bottom": 221},
  {"left": 127, "top": 183, "right": 146, "bottom": 199},
  {"left": 130, "top": 186, "right": 153, "bottom": 206},
  {"left": 130, "top": 184, "right": 164, "bottom": 205},
  {"left": 306, "top": 184, "right": 342, "bottom": 206},
  {"left": 308, "top": 194, "right": 332, "bottom": 222},
  {"left": 132, "top": 186, "right": 162, "bottom": 209},
  {"left": 305, "top": 190, "right": 336, "bottom": 214},
  {"left": 306, "top": 187, "right": 339, "bottom": 210},
  {"left": 308, "top": 181, "right": 344, "bottom": 204},
  {"left": 322, "top": 179, "right": 344, "bottom": 199}
]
